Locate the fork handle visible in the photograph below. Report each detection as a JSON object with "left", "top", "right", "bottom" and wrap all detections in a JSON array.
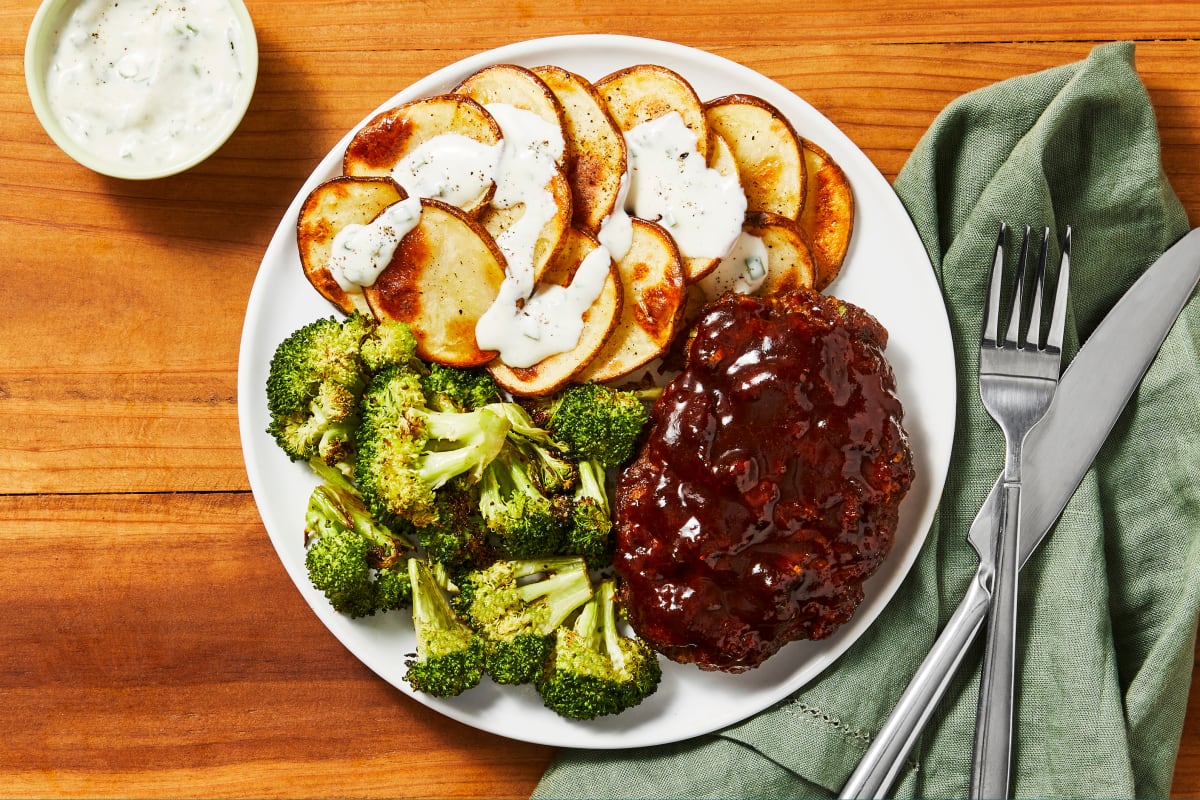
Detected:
[
  {"left": 839, "top": 575, "right": 992, "bottom": 799},
  {"left": 970, "top": 482, "right": 1022, "bottom": 799}
]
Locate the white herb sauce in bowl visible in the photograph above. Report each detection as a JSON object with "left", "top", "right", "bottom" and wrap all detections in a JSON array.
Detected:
[{"left": 25, "top": 0, "right": 258, "bottom": 179}]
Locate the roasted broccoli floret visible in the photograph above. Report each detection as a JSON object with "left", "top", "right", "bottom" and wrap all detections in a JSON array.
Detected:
[
  {"left": 478, "top": 446, "right": 569, "bottom": 558},
  {"left": 360, "top": 317, "right": 421, "bottom": 374},
  {"left": 487, "top": 402, "right": 577, "bottom": 492},
  {"left": 404, "top": 558, "right": 486, "bottom": 697},
  {"left": 536, "top": 578, "right": 662, "bottom": 720},
  {"left": 458, "top": 557, "right": 593, "bottom": 685},
  {"left": 566, "top": 458, "right": 613, "bottom": 565},
  {"left": 266, "top": 314, "right": 374, "bottom": 465},
  {"left": 422, "top": 364, "right": 501, "bottom": 412},
  {"left": 415, "top": 475, "right": 492, "bottom": 567},
  {"left": 539, "top": 382, "right": 650, "bottom": 468},
  {"left": 266, "top": 314, "right": 424, "bottom": 469},
  {"left": 303, "top": 460, "right": 413, "bottom": 618},
  {"left": 355, "top": 365, "right": 511, "bottom": 528}
]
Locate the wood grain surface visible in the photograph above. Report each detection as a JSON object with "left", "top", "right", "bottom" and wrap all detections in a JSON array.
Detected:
[{"left": 2, "top": 1, "right": 1197, "bottom": 797}]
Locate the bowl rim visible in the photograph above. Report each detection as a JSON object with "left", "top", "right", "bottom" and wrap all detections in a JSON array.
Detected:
[{"left": 24, "top": 0, "right": 259, "bottom": 180}]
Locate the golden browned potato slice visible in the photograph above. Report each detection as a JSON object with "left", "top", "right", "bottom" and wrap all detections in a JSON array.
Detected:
[
  {"left": 595, "top": 64, "right": 708, "bottom": 160},
  {"left": 454, "top": 63, "right": 566, "bottom": 164},
  {"left": 574, "top": 218, "right": 686, "bottom": 383},
  {"left": 800, "top": 138, "right": 855, "bottom": 290},
  {"left": 296, "top": 176, "right": 407, "bottom": 315},
  {"left": 745, "top": 212, "right": 817, "bottom": 296},
  {"left": 704, "top": 94, "right": 805, "bottom": 219},
  {"left": 489, "top": 228, "right": 622, "bottom": 396},
  {"left": 364, "top": 198, "right": 506, "bottom": 367},
  {"left": 532, "top": 64, "right": 627, "bottom": 234},
  {"left": 479, "top": 167, "right": 573, "bottom": 286},
  {"left": 342, "top": 95, "right": 501, "bottom": 215}
]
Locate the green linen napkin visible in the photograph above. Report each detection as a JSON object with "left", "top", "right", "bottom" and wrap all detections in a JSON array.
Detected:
[{"left": 533, "top": 41, "right": 1199, "bottom": 799}]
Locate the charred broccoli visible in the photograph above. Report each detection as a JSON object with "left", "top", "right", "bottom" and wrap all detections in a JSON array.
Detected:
[
  {"left": 478, "top": 446, "right": 569, "bottom": 558},
  {"left": 422, "top": 363, "right": 501, "bottom": 412},
  {"left": 303, "top": 461, "right": 414, "bottom": 618},
  {"left": 414, "top": 475, "right": 492, "bottom": 567},
  {"left": 266, "top": 314, "right": 423, "bottom": 469},
  {"left": 536, "top": 578, "right": 662, "bottom": 719},
  {"left": 404, "top": 558, "right": 486, "bottom": 697},
  {"left": 354, "top": 365, "right": 511, "bottom": 528},
  {"left": 538, "top": 382, "right": 649, "bottom": 468},
  {"left": 458, "top": 557, "right": 593, "bottom": 685},
  {"left": 565, "top": 458, "right": 613, "bottom": 564},
  {"left": 266, "top": 314, "right": 373, "bottom": 466}
]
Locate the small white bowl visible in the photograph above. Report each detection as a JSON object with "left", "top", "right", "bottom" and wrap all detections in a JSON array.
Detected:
[{"left": 24, "top": 0, "right": 259, "bottom": 180}]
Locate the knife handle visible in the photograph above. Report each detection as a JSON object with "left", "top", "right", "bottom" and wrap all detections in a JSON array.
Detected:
[
  {"left": 970, "top": 483, "right": 1021, "bottom": 799},
  {"left": 839, "top": 575, "right": 992, "bottom": 799}
]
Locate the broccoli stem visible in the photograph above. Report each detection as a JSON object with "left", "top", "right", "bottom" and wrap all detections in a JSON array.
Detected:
[
  {"left": 575, "top": 458, "right": 609, "bottom": 516},
  {"left": 417, "top": 407, "right": 510, "bottom": 488},
  {"left": 515, "top": 562, "right": 595, "bottom": 633}
]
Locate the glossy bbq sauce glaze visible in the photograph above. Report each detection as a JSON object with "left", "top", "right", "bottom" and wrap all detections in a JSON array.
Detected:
[{"left": 614, "top": 288, "right": 914, "bottom": 672}]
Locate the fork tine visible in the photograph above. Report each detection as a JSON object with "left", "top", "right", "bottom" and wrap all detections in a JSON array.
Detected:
[
  {"left": 983, "top": 222, "right": 1008, "bottom": 346},
  {"left": 1025, "top": 227, "right": 1050, "bottom": 348},
  {"left": 1046, "top": 226, "right": 1072, "bottom": 352},
  {"left": 1003, "top": 225, "right": 1031, "bottom": 347}
]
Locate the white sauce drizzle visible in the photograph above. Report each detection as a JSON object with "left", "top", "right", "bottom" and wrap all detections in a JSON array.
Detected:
[
  {"left": 389, "top": 134, "right": 502, "bottom": 210},
  {"left": 622, "top": 112, "right": 746, "bottom": 259},
  {"left": 473, "top": 104, "right": 615, "bottom": 368},
  {"left": 699, "top": 232, "right": 770, "bottom": 298},
  {"left": 327, "top": 197, "right": 423, "bottom": 292},
  {"left": 597, "top": 172, "right": 633, "bottom": 263},
  {"left": 483, "top": 246, "right": 613, "bottom": 367},
  {"left": 485, "top": 103, "right": 565, "bottom": 294},
  {"left": 44, "top": 0, "right": 250, "bottom": 169}
]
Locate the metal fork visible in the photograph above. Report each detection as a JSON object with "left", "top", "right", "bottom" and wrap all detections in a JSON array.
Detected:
[{"left": 970, "top": 222, "right": 1071, "bottom": 799}]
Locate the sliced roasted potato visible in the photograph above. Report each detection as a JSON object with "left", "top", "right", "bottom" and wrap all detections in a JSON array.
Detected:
[
  {"left": 342, "top": 95, "right": 501, "bottom": 215},
  {"left": 454, "top": 63, "right": 566, "bottom": 163},
  {"left": 480, "top": 167, "right": 573, "bottom": 285},
  {"left": 704, "top": 94, "right": 805, "bottom": 219},
  {"left": 744, "top": 212, "right": 817, "bottom": 296},
  {"left": 364, "top": 198, "right": 506, "bottom": 367},
  {"left": 800, "top": 138, "right": 855, "bottom": 289},
  {"left": 489, "top": 228, "right": 622, "bottom": 396},
  {"left": 697, "top": 213, "right": 815, "bottom": 301},
  {"left": 296, "top": 176, "right": 407, "bottom": 315},
  {"left": 532, "top": 64, "right": 627, "bottom": 234},
  {"left": 574, "top": 218, "right": 686, "bottom": 383},
  {"left": 595, "top": 64, "right": 708, "bottom": 160}
]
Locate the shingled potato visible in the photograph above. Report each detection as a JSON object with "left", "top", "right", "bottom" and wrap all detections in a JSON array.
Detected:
[
  {"left": 342, "top": 95, "right": 502, "bottom": 216},
  {"left": 479, "top": 167, "right": 574, "bottom": 285},
  {"left": 297, "top": 176, "right": 407, "bottom": 315},
  {"left": 704, "top": 94, "right": 805, "bottom": 219},
  {"left": 575, "top": 219, "right": 686, "bottom": 382},
  {"left": 697, "top": 213, "right": 816, "bottom": 301},
  {"left": 297, "top": 59, "right": 858, "bottom": 390},
  {"left": 489, "top": 228, "right": 622, "bottom": 395},
  {"left": 595, "top": 64, "right": 709, "bottom": 160},
  {"left": 453, "top": 63, "right": 567, "bottom": 166},
  {"left": 532, "top": 64, "right": 627, "bottom": 234},
  {"left": 800, "top": 138, "right": 855, "bottom": 289},
  {"left": 363, "top": 198, "right": 505, "bottom": 367},
  {"left": 744, "top": 212, "right": 817, "bottom": 296}
]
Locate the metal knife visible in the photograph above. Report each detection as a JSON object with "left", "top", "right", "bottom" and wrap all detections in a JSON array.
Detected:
[{"left": 839, "top": 226, "right": 1200, "bottom": 800}]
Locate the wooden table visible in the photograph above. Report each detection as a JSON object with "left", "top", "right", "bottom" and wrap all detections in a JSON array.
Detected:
[{"left": 2, "top": 1, "right": 1197, "bottom": 797}]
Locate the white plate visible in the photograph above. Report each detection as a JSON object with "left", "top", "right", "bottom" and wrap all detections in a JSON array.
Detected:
[{"left": 237, "top": 34, "right": 956, "bottom": 750}]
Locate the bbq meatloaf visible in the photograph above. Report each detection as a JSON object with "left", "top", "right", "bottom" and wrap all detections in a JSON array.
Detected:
[{"left": 613, "top": 288, "right": 914, "bottom": 672}]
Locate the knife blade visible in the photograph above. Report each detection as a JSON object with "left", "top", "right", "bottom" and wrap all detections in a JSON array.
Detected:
[{"left": 839, "top": 226, "right": 1200, "bottom": 800}]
